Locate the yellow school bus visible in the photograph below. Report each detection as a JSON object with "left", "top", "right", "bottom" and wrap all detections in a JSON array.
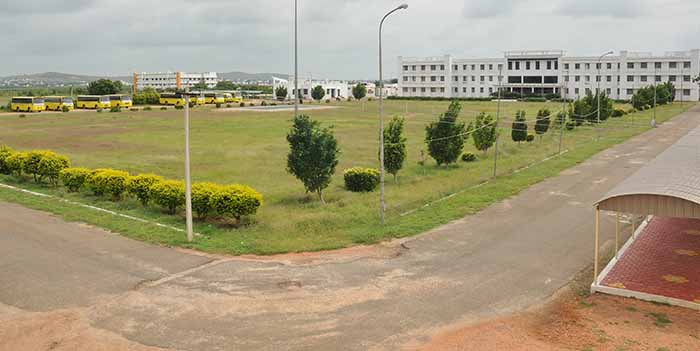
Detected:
[
  {"left": 204, "top": 93, "right": 225, "bottom": 104},
  {"left": 76, "top": 95, "right": 111, "bottom": 109},
  {"left": 108, "top": 95, "right": 133, "bottom": 108},
  {"left": 10, "top": 97, "right": 45, "bottom": 112},
  {"left": 159, "top": 93, "right": 205, "bottom": 106},
  {"left": 43, "top": 96, "right": 74, "bottom": 111}
]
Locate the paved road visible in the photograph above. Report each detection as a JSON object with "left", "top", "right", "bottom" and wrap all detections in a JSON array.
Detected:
[{"left": 1, "top": 106, "right": 699, "bottom": 351}]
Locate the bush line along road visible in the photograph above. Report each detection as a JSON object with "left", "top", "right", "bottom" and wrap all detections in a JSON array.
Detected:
[{"left": 0, "top": 99, "right": 693, "bottom": 256}]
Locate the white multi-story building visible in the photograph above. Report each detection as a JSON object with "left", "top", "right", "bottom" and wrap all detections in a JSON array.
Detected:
[
  {"left": 273, "top": 76, "right": 349, "bottom": 100},
  {"left": 133, "top": 72, "right": 219, "bottom": 90},
  {"left": 398, "top": 49, "right": 700, "bottom": 101}
]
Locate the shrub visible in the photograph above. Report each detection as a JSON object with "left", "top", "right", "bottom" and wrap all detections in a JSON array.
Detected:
[
  {"left": 19, "top": 114, "right": 26, "bottom": 118},
  {"left": 526, "top": 134, "right": 535, "bottom": 142},
  {"left": 37, "top": 152, "right": 71, "bottom": 185},
  {"left": 144, "top": 106, "right": 153, "bottom": 111},
  {"left": 261, "top": 100, "right": 267, "bottom": 106},
  {"left": 425, "top": 101, "right": 467, "bottom": 167},
  {"left": 192, "top": 182, "right": 221, "bottom": 219},
  {"left": 109, "top": 107, "right": 121, "bottom": 113},
  {"left": 612, "top": 108, "right": 626, "bottom": 118},
  {"left": 226, "top": 103, "right": 232, "bottom": 108},
  {"left": 0, "top": 146, "right": 15, "bottom": 174},
  {"left": 174, "top": 105, "right": 184, "bottom": 110},
  {"left": 210, "top": 184, "right": 263, "bottom": 224},
  {"left": 129, "top": 107, "right": 140, "bottom": 112},
  {"left": 565, "top": 121, "right": 575, "bottom": 130},
  {"left": 62, "top": 105, "right": 71, "bottom": 113},
  {"left": 461, "top": 152, "right": 477, "bottom": 162},
  {"left": 126, "top": 174, "right": 163, "bottom": 205},
  {"left": 215, "top": 103, "right": 222, "bottom": 108},
  {"left": 161, "top": 106, "right": 169, "bottom": 110},
  {"left": 325, "top": 99, "right": 331, "bottom": 104},
  {"left": 343, "top": 167, "right": 380, "bottom": 192},
  {"left": 5, "top": 152, "right": 28, "bottom": 176},
  {"left": 150, "top": 180, "right": 185, "bottom": 214},
  {"left": 87, "top": 169, "right": 130, "bottom": 199},
  {"left": 511, "top": 110, "right": 528, "bottom": 143},
  {"left": 239, "top": 102, "right": 245, "bottom": 107},
  {"left": 96, "top": 108, "right": 103, "bottom": 113},
  {"left": 59, "top": 167, "right": 91, "bottom": 192}
]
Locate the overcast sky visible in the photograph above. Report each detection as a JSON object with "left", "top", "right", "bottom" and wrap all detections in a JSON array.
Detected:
[{"left": 1, "top": 0, "right": 698, "bottom": 79}]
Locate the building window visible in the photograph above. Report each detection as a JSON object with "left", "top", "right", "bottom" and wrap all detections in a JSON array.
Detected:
[
  {"left": 480, "top": 87, "right": 484, "bottom": 93},
  {"left": 440, "top": 65, "right": 445, "bottom": 70},
  {"left": 463, "top": 76, "right": 468, "bottom": 81},
  {"left": 430, "top": 65, "right": 436, "bottom": 70},
  {"left": 453, "top": 76, "right": 459, "bottom": 82},
  {"left": 403, "top": 76, "right": 408, "bottom": 82},
  {"left": 430, "top": 87, "right": 436, "bottom": 93},
  {"left": 463, "top": 65, "right": 468, "bottom": 70},
  {"left": 683, "top": 89, "right": 691, "bottom": 96},
  {"left": 508, "top": 61, "right": 513, "bottom": 70},
  {"left": 606, "top": 63, "right": 612, "bottom": 69},
  {"left": 471, "top": 64, "right": 476, "bottom": 70},
  {"left": 421, "top": 76, "right": 426, "bottom": 82},
  {"left": 627, "top": 89, "right": 634, "bottom": 95},
  {"left": 440, "top": 76, "right": 445, "bottom": 82},
  {"left": 453, "top": 87, "right": 458, "bottom": 93},
  {"left": 526, "top": 61, "right": 531, "bottom": 70},
  {"left": 669, "top": 62, "right": 677, "bottom": 69},
  {"left": 574, "top": 63, "right": 580, "bottom": 70},
  {"left": 684, "top": 62, "right": 691, "bottom": 69},
  {"left": 431, "top": 76, "right": 436, "bottom": 82},
  {"left": 403, "top": 87, "right": 408, "bottom": 92},
  {"left": 508, "top": 76, "right": 522, "bottom": 84},
  {"left": 403, "top": 65, "right": 408, "bottom": 71},
  {"left": 564, "top": 76, "right": 570, "bottom": 82},
  {"left": 575, "top": 88, "right": 580, "bottom": 94},
  {"left": 606, "top": 88, "right": 611, "bottom": 94},
  {"left": 440, "top": 87, "right": 445, "bottom": 92},
  {"left": 655, "top": 62, "right": 662, "bottom": 69},
  {"left": 412, "top": 76, "right": 416, "bottom": 81},
  {"left": 640, "top": 62, "right": 648, "bottom": 69},
  {"left": 655, "top": 75, "right": 662, "bottom": 82},
  {"left": 585, "top": 63, "right": 590, "bottom": 70},
  {"left": 606, "top": 75, "right": 612, "bottom": 82},
  {"left": 585, "top": 75, "right": 590, "bottom": 82},
  {"left": 596, "top": 63, "right": 601, "bottom": 70},
  {"left": 546, "top": 61, "right": 552, "bottom": 70},
  {"left": 421, "top": 87, "right": 426, "bottom": 92},
  {"left": 535, "top": 61, "right": 540, "bottom": 70},
  {"left": 489, "top": 87, "right": 493, "bottom": 93},
  {"left": 669, "top": 75, "right": 677, "bottom": 82},
  {"left": 480, "top": 64, "right": 485, "bottom": 70},
  {"left": 683, "top": 75, "right": 691, "bottom": 82},
  {"left": 471, "top": 87, "right": 476, "bottom": 93},
  {"left": 489, "top": 64, "right": 493, "bottom": 70},
  {"left": 412, "top": 65, "right": 416, "bottom": 71},
  {"left": 463, "top": 87, "right": 467, "bottom": 93},
  {"left": 412, "top": 87, "right": 417, "bottom": 92},
  {"left": 472, "top": 76, "right": 476, "bottom": 82},
  {"left": 575, "top": 75, "right": 580, "bottom": 82},
  {"left": 515, "top": 62, "right": 520, "bottom": 70},
  {"left": 564, "top": 63, "right": 570, "bottom": 70},
  {"left": 498, "top": 64, "right": 503, "bottom": 71},
  {"left": 554, "top": 61, "right": 559, "bottom": 70},
  {"left": 640, "top": 76, "right": 647, "bottom": 82},
  {"left": 421, "top": 65, "right": 426, "bottom": 71},
  {"left": 489, "top": 76, "right": 493, "bottom": 82},
  {"left": 480, "top": 76, "right": 485, "bottom": 82},
  {"left": 595, "top": 75, "right": 600, "bottom": 82},
  {"left": 453, "top": 65, "right": 458, "bottom": 71},
  {"left": 627, "top": 62, "right": 634, "bottom": 69},
  {"left": 627, "top": 75, "right": 634, "bottom": 82}
]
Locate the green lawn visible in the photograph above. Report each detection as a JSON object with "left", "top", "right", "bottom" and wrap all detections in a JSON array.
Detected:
[{"left": 0, "top": 100, "right": 693, "bottom": 255}]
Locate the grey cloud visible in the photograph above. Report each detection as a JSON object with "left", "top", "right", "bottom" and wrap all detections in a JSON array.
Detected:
[
  {"left": 463, "top": 0, "right": 517, "bottom": 18},
  {"left": 0, "top": 0, "right": 94, "bottom": 14},
  {"left": 556, "top": 0, "right": 649, "bottom": 18}
]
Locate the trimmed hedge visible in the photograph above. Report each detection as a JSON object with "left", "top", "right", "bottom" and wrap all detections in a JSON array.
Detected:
[
  {"left": 192, "top": 182, "right": 221, "bottom": 219},
  {"left": 59, "top": 167, "right": 91, "bottom": 192},
  {"left": 0, "top": 146, "right": 15, "bottom": 174},
  {"left": 151, "top": 180, "right": 185, "bottom": 214},
  {"left": 5, "top": 152, "right": 28, "bottom": 176},
  {"left": 343, "top": 167, "right": 380, "bottom": 192},
  {"left": 210, "top": 185, "right": 263, "bottom": 223},
  {"left": 461, "top": 152, "right": 477, "bottom": 162},
  {"left": 126, "top": 174, "right": 163, "bottom": 205},
  {"left": 87, "top": 169, "right": 130, "bottom": 199}
]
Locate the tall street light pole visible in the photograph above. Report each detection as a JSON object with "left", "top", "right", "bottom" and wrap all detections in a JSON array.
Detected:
[
  {"left": 492, "top": 65, "right": 503, "bottom": 178},
  {"left": 559, "top": 69, "right": 569, "bottom": 155},
  {"left": 596, "top": 51, "right": 613, "bottom": 141},
  {"left": 652, "top": 64, "right": 657, "bottom": 128},
  {"left": 183, "top": 88, "right": 194, "bottom": 242},
  {"left": 378, "top": 3, "right": 408, "bottom": 225},
  {"left": 294, "top": 0, "right": 299, "bottom": 118}
]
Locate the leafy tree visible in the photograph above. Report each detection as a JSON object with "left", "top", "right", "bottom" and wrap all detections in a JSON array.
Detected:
[
  {"left": 192, "top": 79, "right": 209, "bottom": 90},
  {"left": 469, "top": 112, "right": 497, "bottom": 156},
  {"left": 87, "top": 79, "right": 122, "bottom": 95},
  {"left": 581, "top": 91, "right": 613, "bottom": 123},
  {"left": 286, "top": 115, "right": 339, "bottom": 203},
  {"left": 555, "top": 111, "right": 567, "bottom": 128},
  {"left": 275, "top": 86, "right": 288, "bottom": 101},
  {"left": 657, "top": 82, "right": 675, "bottom": 104},
  {"left": 569, "top": 100, "right": 590, "bottom": 125},
  {"left": 511, "top": 110, "right": 528, "bottom": 143},
  {"left": 133, "top": 87, "right": 160, "bottom": 105},
  {"left": 215, "top": 80, "right": 237, "bottom": 90},
  {"left": 311, "top": 85, "right": 325, "bottom": 102},
  {"left": 534, "top": 109, "right": 551, "bottom": 138},
  {"left": 425, "top": 101, "right": 467, "bottom": 167},
  {"left": 383, "top": 116, "right": 407, "bottom": 182},
  {"left": 631, "top": 84, "right": 674, "bottom": 110},
  {"left": 352, "top": 83, "right": 367, "bottom": 100},
  {"left": 694, "top": 75, "right": 700, "bottom": 87}
]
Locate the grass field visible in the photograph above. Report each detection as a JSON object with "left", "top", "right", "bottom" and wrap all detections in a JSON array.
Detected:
[{"left": 0, "top": 100, "right": 694, "bottom": 255}]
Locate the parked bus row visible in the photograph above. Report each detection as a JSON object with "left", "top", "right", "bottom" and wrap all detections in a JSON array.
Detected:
[{"left": 9, "top": 92, "right": 242, "bottom": 112}]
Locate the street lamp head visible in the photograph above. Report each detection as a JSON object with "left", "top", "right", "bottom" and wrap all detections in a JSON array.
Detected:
[{"left": 398, "top": 4, "right": 408, "bottom": 10}]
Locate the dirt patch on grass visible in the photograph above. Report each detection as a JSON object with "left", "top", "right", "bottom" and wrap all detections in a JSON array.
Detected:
[{"left": 412, "top": 286, "right": 700, "bottom": 351}]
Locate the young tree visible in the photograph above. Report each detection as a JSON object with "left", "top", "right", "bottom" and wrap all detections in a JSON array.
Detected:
[
  {"left": 87, "top": 79, "right": 121, "bottom": 95},
  {"left": 286, "top": 115, "right": 339, "bottom": 203},
  {"left": 511, "top": 110, "right": 528, "bottom": 143},
  {"left": 425, "top": 101, "right": 467, "bottom": 167},
  {"left": 534, "top": 109, "right": 551, "bottom": 139},
  {"left": 311, "top": 85, "right": 325, "bottom": 102},
  {"left": 469, "top": 112, "right": 497, "bottom": 156},
  {"left": 215, "top": 80, "right": 237, "bottom": 90},
  {"left": 275, "top": 86, "right": 288, "bottom": 101},
  {"left": 352, "top": 83, "right": 367, "bottom": 100},
  {"left": 570, "top": 99, "right": 591, "bottom": 125},
  {"left": 383, "top": 116, "right": 407, "bottom": 182}
]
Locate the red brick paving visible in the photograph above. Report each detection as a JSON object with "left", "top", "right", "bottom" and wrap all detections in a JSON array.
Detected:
[{"left": 601, "top": 216, "right": 700, "bottom": 303}]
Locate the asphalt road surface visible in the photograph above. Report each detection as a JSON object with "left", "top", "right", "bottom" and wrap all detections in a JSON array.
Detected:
[{"left": 1, "top": 106, "right": 698, "bottom": 350}]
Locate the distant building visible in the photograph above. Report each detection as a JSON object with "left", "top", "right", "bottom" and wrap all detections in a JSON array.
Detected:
[
  {"left": 133, "top": 72, "right": 219, "bottom": 91},
  {"left": 398, "top": 49, "right": 700, "bottom": 101},
  {"left": 273, "top": 76, "right": 349, "bottom": 100}
]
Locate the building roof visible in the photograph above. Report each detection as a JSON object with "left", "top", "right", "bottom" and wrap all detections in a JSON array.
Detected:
[{"left": 596, "top": 122, "right": 700, "bottom": 219}]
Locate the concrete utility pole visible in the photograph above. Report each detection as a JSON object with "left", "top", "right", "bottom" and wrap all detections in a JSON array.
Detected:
[
  {"left": 596, "top": 51, "right": 613, "bottom": 141},
  {"left": 183, "top": 87, "right": 194, "bottom": 242},
  {"left": 492, "top": 65, "right": 503, "bottom": 178},
  {"left": 294, "top": 0, "right": 299, "bottom": 118},
  {"left": 651, "top": 64, "right": 658, "bottom": 128},
  {"left": 559, "top": 70, "right": 568, "bottom": 155},
  {"left": 378, "top": 3, "right": 408, "bottom": 225}
]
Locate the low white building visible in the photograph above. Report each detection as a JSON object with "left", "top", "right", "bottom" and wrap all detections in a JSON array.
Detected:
[
  {"left": 273, "top": 76, "right": 349, "bottom": 100},
  {"left": 133, "top": 72, "right": 218, "bottom": 90},
  {"left": 398, "top": 49, "right": 700, "bottom": 101}
]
